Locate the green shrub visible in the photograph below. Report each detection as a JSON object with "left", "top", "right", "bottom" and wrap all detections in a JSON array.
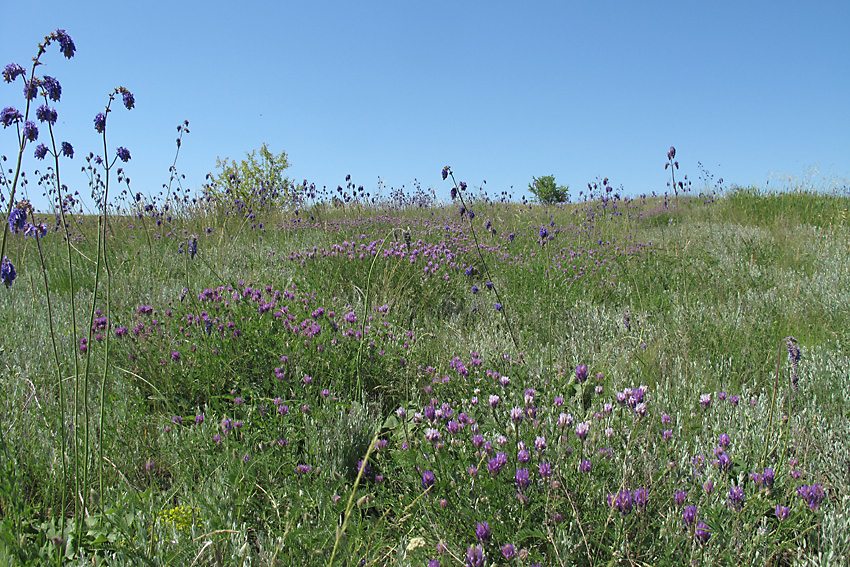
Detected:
[
  {"left": 205, "top": 143, "right": 292, "bottom": 212},
  {"left": 528, "top": 174, "right": 569, "bottom": 204}
]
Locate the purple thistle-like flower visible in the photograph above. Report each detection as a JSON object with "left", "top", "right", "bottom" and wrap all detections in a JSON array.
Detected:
[
  {"left": 674, "top": 490, "right": 687, "bottom": 506},
  {"left": 579, "top": 459, "right": 592, "bottom": 473},
  {"left": 1, "top": 257, "right": 16, "bottom": 287},
  {"left": 122, "top": 90, "right": 135, "bottom": 110},
  {"left": 36, "top": 105, "right": 57, "bottom": 125},
  {"left": 683, "top": 505, "right": 698, "bottom": 525},
  {"left": 718, "top": 433, "right": 731, "bottom": 448},
  {"left": 53, "top": 29, "right": 77, "bottom": 58},
  {"left": 61, "top": 142, "right": 74, "bottom": 158},
  {"left": 3, "top": 63, "right": 26, "bottom": 83},
  {"left": 1, "top": 107, "right": 23, "bottom": 128},
  {"left": 539, "top": 462, "right": 552, "bottom": 478},
  {"left": 501, "top": 544, "right": 515, "bottom": 560},
  {"left": 34, "top": 144, "right": 49, "bottom": 160},
  {"left": 94, "top": 112, "right": 106, "bottom": 133},
  {"left": 116, "top": 147, "right": 131, "bottom": 162},
  {"left": 695, "top": 521, "right": 711, "bottom": 544},
  {"left": 775, "top": 504, "right": 791, "bottom": 520},
  {"left": 475, "top": 521, "right": 490, "bottom": 543},
  {"left": 23, "top": 121, "right": 38, "bottom": 142},
  {"left": 465, "top": 545, "right": 485, "bottom": 567},
  {"left": 42, "top": 76, "right": 62, "bottom": 101},
  {"left": 421, "top": 470, "right": 435, "bottom": 490}
]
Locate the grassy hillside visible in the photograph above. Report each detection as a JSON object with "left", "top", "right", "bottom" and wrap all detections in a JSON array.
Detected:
[{"left": 1, "top": 183, "right": 849, "bottom": 566}]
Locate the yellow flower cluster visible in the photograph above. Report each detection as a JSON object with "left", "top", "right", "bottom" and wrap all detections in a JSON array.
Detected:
[{"left": 158, "top": 505, "right": 202, "bottom": 535}]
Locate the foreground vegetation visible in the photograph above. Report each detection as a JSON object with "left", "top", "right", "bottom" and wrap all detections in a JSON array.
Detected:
[{"left": 2, "top": 29, "right": 850, "bottom": 567}]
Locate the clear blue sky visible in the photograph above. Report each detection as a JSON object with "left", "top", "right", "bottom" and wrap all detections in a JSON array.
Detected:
[{"left": 3, "top": 0, "right": 849, "bottom": 211}]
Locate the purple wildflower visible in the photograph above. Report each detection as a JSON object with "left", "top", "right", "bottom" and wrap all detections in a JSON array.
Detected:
[
  {"left": 36, "top": 105, "right": 57, "bottom": 125},
  {"left": 34, "top": 144, "right": 49, "bottom": 160},
  {"left": 42, "top": 76, "right": 62, "bottom": 101},
  {"left": 421, "top": 470, "right": 435, "bottom": 490},
  {"left": 53, "top": 29, "right": 76, "bottom": 58},
  {"left": 1, "top": 257, "right": 16, "bottom": 287},
  {"left": 23, "top": 121, "right": 38, "bottom": 141},
  {"left": 501, "top": 544, "right": 515, "bottom": 560},
  {"left": 94, "top": 112, "right": 106, "bottom": 133},
  {"left": 575, "top": 365, "right": 588, "bottom": 383},
  {"left": 2, "top": 63, "right": 26, "bottom": 83},
  {"left": 0, "top": 107, "right": 22, "bottom": 128},
  {"left": 465, "top": 545, "right": 485, "bottom": 567},
  {"left": 475, "top": 521, "right": 490, "bottom": 543},
  {"left": 116, "top": 147, "right": 131, "bottom": 162},
  {"left": 775, "top": 504, "right": 791, "bottom": 521},
  {"left": 695, "top": 521, "right": 711, "bottom": 544},
  {"left": 683, "top": 505, "right": 697, "bottom": 525},
  {"left": 728, "top": 485, "right": 744, "bottom": 510}
]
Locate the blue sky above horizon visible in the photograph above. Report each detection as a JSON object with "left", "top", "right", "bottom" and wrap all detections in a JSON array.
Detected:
[{"left": 2, "top": 0, "right": 849, "bottom": 211}]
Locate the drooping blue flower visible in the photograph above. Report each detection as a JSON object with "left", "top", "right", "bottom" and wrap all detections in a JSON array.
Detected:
[
  {"left": 122, "top": 90, "right": 135, "bottom": 110},
  {"left": 34, "top": 144, "right": 49, "bottom": 160},
  {"left": 2, "top": 63, "right": 26, "bottom": 83},
  {"left": 94, "top": 112, "right": 106, "bottom": 133},
  {"left": 116, "top": 147, "right": 131, "bottom": 162},
  {"left": 36, "top": 105, "right": 57, "bottom": 125},
  {"left": 189, "top": 236, "right": 198, "bottom": 259},
  {"left": 53, "top": 29, "right": 76, "bottom": 59},
  {"left": 1, "top": 257, "right": 16, "bottom": 287},
  {"left": 494, "top": 302, "right": 502, "bottom": 311},
  {"left": 8, "top": 207, "right": 26, "bottom": 232},
  {"left": 42, "top": 76, "right": 62, "bottom": 101},
  {"left": 1, "top": 107, "right": 22, "bottom": 128},
  {"left": 23, "top": 121, "right": 38, "bottom": 142},
  {"left": 61, "top": 142, "right": 74, "bottom": 158},
  {"left": 23, "top": 79, "right": 38, "bottom": 101},
  {"left": 441, "top": 166, "right": 449, "bottom": 180}
]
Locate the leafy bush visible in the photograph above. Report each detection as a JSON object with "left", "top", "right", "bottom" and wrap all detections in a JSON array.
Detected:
[
  {"left": 205, "top": 143, "right": 292, "bottom": 212},
  {"left": 528, "top": 174, "right": 569, "bottom": 204}
]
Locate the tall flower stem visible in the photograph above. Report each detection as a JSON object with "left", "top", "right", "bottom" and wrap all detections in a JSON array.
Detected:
[{"left": 446, "top": 169, "right": 521, "bottom": 353}]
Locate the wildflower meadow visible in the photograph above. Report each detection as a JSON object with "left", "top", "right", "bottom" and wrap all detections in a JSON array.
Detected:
[{"left": 1, "top": 30, "right": 849, "bottom": 567}]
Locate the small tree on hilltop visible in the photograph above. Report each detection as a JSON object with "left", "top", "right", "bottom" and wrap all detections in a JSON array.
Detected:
[
  {"left": 207, "top": 143, "right": 292, "bottom": 211},
  {"left": 528, "top": 175, "right": 569, "bottom": 205}
]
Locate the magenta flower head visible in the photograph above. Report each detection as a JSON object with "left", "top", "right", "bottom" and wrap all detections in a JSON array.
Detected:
[
  {"left": 682, "top": 505, "right": 698, "bottom": 525},
  {"left": 94, "top": 113, "right": 106, "bottom": 133},
  {"left": 575, "top": 421, "right": 590, "bottom": 441},
  {"left": 465, "top": 545, "right": 485, "bottom": 567},
  {"left": 53, "top": 29, "right": 77, "bottom": 58},
  {"left": 775, "top": 504, "right": 790, "bottom": 521},
  {"left": 728, "top": 485, "right": 744, "bottom": 510},
  {"left": 475, "top": 521, "right": 490, "bottom": 543},
  {"left": 2, "top": 63, "right": 26, "bottom": 83},
  {"left": 500, "top": 544, "right": 515, "bottom": 560},
  {"left": 515, "top": 468, "right": 531, "bottom": 490},
  {"left": 575, "top": 365, "right": 588, "bottom": 384},
  {"left": 421, "top": 469, "right": 435, "bottom": 490},
  {"left": 116, "top": 147, "right": 131, "bottom": 162}
]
